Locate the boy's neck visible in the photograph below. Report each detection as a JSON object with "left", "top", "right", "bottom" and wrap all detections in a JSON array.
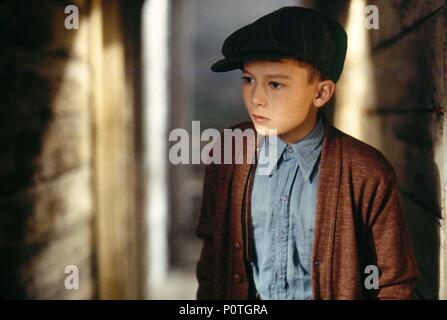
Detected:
[{"left": 278, "top": 111, "right": 319, "bottom": 144}]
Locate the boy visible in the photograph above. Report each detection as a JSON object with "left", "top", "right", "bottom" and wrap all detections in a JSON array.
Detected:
[{"left": 196, "top": 6, "right": 419, "bottom": 300}]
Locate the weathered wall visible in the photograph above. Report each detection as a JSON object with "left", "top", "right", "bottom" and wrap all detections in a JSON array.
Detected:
[
  {"left": 334, "top": 0, "right": 446, "bottom": 299},
  {"left": 368, "top": 0, "right": 445, "bottom": 300},
  {"left": 0, "top": 0, "right": 94, "bottom": 299},
  {"left": 0, "top": 0, "right": 143, "bottom": 299}
]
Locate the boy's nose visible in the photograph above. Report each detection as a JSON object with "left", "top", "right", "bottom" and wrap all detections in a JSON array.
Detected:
[{"left": 250, "top": 87, "right": 267, "bottom": 108}]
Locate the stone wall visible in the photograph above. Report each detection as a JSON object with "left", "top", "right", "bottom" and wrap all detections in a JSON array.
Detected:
[
  {"left": 332, "top": 0, "right": 446, "bottom": 299},
  {"left": 0, "top": 0, "right": 143, "bottom": 299},
  {"left": 0, "top": 0, "right": 95, "bottom": 299}
]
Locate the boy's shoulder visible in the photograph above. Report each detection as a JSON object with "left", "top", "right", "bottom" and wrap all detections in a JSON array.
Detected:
[
  {"left": 228, "top": 120, "right": 396, "bottom": 180},
  {"left": 328, "top": 123, "right": 396, "bottom": 180}
]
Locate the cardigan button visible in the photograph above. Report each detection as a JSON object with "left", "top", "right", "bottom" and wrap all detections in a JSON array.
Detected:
[
  {"left": 232, "top": 274, "right": 242, "bottom": 283},
  {"left": 234, "top": 241, "right": 241, "bottom": 250}
]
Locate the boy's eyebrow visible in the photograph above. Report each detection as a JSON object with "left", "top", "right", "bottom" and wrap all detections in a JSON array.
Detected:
[{"left": 241, "top": 69, "right": 293, "bottom": 80}]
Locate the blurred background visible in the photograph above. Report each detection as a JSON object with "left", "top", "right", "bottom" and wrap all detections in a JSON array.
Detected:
[{"left": 0, "top": 0, "right": 446, "bottom": 299}]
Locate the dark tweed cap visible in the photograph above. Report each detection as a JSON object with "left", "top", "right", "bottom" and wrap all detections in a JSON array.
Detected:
[{"left": 210, "top": 6, "right": 348, "bottom": 82}]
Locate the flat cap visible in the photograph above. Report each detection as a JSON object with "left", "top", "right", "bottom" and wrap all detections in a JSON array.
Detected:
[{"left": 210, "top": 6, "right": 348, "bottom": 82}]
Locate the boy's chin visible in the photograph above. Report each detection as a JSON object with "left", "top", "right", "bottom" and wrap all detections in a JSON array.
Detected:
[{"left": 252, "top": 123, "right": 279, "bottom": 136}]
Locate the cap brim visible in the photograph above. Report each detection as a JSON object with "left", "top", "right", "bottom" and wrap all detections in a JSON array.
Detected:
[
  {"left": 210, "top": 53, "right": 299, "bottom": 72},
  {"left": 210, "top": 58, "right": 243, "bottom": 72}
]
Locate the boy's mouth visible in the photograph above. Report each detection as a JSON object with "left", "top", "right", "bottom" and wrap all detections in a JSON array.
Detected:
[{"left": 252, "top": 113, "right": 270, "bottom": 124}]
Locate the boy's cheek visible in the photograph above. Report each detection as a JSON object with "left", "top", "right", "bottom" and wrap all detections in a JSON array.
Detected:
[{"left": 242, "top": 101, "right": 254, "bottom": 113}]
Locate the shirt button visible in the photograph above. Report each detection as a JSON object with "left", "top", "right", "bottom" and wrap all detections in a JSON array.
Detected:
[
  {"left": 280, "top": 194, "right": 288, "bottom": 202},
  {"left": 287, "top": 146, "right": 293, "bottom": 153},
  {"left": 233, "top": 241, "right": 241, "bottom": 250},
  {"left": 232, "top": 274, "right": 242, "bottom": 283},
  {"left": 277, "top": 272, "right": 284, "bottom": 279}
]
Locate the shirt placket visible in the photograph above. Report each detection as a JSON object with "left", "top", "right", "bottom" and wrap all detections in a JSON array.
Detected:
[{"left": 273, "top": 145, "right": 298, "bottom": 299}]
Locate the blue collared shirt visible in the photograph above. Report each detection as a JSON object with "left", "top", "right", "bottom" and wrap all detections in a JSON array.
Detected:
[{"left": 250, "top": 113, "right": 325, "bottom": 299}]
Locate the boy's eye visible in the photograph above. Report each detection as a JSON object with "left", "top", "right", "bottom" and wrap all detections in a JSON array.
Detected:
[
  {"left": 241, "top": 76, "right": 253, "bottom": 84},
  {"left": 269, "top": 81, "right": 283, "bottom": 89}
]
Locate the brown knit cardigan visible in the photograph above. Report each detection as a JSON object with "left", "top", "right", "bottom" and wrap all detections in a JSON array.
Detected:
[{"left": 196, "top": 115, "right": 419, "bottom": 299}]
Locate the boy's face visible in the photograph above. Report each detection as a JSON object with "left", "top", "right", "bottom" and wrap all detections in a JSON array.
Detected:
[{"left": 241, "top": 59, "right": 321, "bottom": 144}]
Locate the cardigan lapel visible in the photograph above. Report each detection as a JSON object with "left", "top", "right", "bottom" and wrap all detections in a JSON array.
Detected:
[
  {"left": 311, "top": 114, "right": 343, "bottom": 299},
  {"left": 231, "top": 128, "right": 259, "bottom": 262}
]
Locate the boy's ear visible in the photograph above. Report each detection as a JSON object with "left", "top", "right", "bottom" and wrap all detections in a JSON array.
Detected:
[{"left": 313, "top": 80, "right": 336, "bottom": 108}]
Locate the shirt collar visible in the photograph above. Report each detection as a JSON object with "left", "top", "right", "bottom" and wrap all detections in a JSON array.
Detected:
[{"left": 256, "top": 112, "right": 325, "bottom": 182}]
